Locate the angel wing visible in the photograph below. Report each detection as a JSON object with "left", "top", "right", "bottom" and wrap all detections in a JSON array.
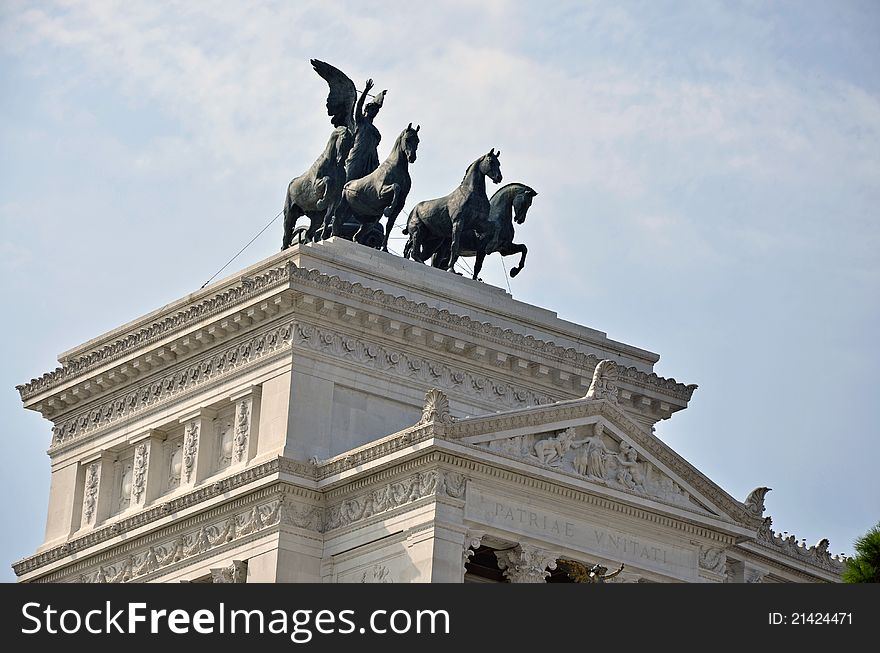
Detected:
[{"left": 310, "top": 59, "right": 356, "bottom": 131}]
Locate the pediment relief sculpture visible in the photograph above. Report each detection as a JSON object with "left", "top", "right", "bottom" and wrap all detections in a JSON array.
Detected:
[{"left": 476, "top": 422, "right": 705, "bottom": 512}]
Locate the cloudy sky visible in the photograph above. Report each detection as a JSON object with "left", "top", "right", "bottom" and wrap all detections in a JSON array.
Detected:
[{"left": 1, "top": 1, "right": 878, "bottom": 580}]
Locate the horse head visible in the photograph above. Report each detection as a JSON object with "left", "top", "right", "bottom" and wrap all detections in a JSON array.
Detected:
[
  {"left": 401, "top": 123, "right": 420, "bottom": 163},
  {"left": 512, "top": 185, "right": 537, "bottom": 224},
  {"left": 480, "top": 148, "right": 503, "bottom": 184}
]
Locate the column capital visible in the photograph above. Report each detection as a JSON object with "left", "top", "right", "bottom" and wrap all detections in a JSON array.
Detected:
[{"left": 496, "top": 543, "right": 559, "bottom": 583}]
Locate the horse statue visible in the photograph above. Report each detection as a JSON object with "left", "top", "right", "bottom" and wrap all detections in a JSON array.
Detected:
[
  {"left": 281, "top": 126, "right": 353, "bottom": 249},
  {"left": 332, "top": 123, "right": 420, "bottom": 251},
  {"left": 429, "top": 183, "right": 536, "bottom": 280},
  {"left": 402, "top": 149, "right": 503, "bottom": 272}
]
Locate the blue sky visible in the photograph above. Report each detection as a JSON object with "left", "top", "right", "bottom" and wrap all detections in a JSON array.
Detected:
[{"left": 1, "top": 1, "right": 878, "bottom": 580}]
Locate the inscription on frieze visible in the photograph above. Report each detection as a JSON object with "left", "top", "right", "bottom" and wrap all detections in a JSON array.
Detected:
[{"left": 465, "top": 486, "right": 697, "bottom": 580}]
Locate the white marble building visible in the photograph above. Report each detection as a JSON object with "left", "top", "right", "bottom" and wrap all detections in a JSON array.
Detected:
[{"left": 13, "top": 239, "right": 844, "bottom": 583}]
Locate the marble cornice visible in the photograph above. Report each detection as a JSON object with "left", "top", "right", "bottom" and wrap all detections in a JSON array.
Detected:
[
  {"left": 48, "top": 321, "right": 294, "bottom": 453},
  {"left": 434, "top": 450, "right": 737, "bottom": 546},
  {"left": 439, "top": 396, "right": 757, "bottom": 528},
  {"left": 13, "top": 457, "right": 288, "bottom": 577},
  {"left": 734, "top": 541, "right": 841, "bottom": 582},
  {"left": 19, "top": 258, "right": 696, "bottom": 409}
]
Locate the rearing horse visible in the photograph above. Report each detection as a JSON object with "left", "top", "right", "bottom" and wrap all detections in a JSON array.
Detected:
[
  {"left": 281, "top": 126, "right": 352, "bottom": 249},
  {"left": 403, "top": 149, "right": 503, "bottom": 272},
  {"left": 431, "top": 183, "right": 537, "bottom": 280},
  {"left": 333, "top": 123, "right": 420, "bottom": 251}
]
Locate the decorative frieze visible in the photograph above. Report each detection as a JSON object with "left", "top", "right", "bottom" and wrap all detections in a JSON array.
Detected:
[
  {"left": 496, "top": 544, "right": 558, "bottom": 583},
  {"left": 292, "top": 323, "right": 556, "bottom": 411},
  {"left": 49, "top": 323, "right": 292, "bottom": 450},
  {"left": 323, "top": 470, "right": 467, "bottom": 532},
  {"left": 18, "top": 259, "right": 696, "bottom": 407},
  {"left": 78, "top": 499, "right": 281, "bottom": 583},
  {"left": 477, "top": 421, "right": 702, "bottom": 512}
]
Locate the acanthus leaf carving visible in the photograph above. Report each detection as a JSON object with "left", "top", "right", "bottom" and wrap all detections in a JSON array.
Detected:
[
  {"left": 419, "top": 388, "right": 453, "bottom": 425},
  {"left": 82, "top": 463, "right": 100, "bottom": 524},
  {"left": 586, "top": 359, "right": 619, "bottom": 403},
  {"left": 132, "top": 443, "right": 148, "bottom": 503},
  {"left": 183, "top": 422, "right": 199, "bottom": 483},
  {"left": 744, "top": 486, "right": 771, "bottom": 518},
  {"left": 496, "top": 544, "right": 558, "bottom": 583}
]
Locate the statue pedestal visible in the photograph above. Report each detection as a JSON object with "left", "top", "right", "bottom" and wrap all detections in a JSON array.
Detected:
[{"left": 14, "top": 238, "right": 840, "bottom": 583}]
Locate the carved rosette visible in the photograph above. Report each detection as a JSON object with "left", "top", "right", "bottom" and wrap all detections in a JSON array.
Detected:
[
  {"left": 211, "top": 560, "right": 248, "bottom": 584},
  {"left": 183, "top": 421, "right": 199, "bottom": 482},
  {"left": 82, "top": 463, "right": 100, "bottom": 524},
  {"left": 132, "top": 443, "right": 148, "bottom": 503},
  {"left": 233, "top": 399, "right": 251, "bottom": 463},
  {"left": 419, "top": 388, "right": 453, "bottom": 425},
  {"left": 496, "top": 544, "right": 558, "bottom": 583},
  {"left": 585, "top": 360, "right": 619, "bottom": 402}
]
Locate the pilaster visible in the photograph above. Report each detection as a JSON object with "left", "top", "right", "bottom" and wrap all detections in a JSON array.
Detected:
[
  {"left": 128, "top": 430, "right": 166, "bottom": 509},
  {"left": 178, "top": 407, "right": 217, "bottom": 487},
  {"left": 79, "top": 451, "right": 116, "bottom": 529},
  {"left": 230, "top": 386, "right": 262, "bottom": 467}
]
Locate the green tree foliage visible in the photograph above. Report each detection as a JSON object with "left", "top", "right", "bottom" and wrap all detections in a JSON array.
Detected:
[{"left": 842, "top": 521, "right": 880, "bottom": 583}]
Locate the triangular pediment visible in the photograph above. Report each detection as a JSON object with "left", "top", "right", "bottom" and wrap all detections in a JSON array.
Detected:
[{"left": 444, "top": 397, "right": 754, "bottom": 526}]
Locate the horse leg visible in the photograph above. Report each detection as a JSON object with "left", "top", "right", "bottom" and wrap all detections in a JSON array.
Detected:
[
  {"left": 446, "top": 218, "right": 463, "bottom": 273},
  {"left": 331, "top": 194, "right": 351, "bottom": 239},
  {"left": 281, "top": 190, "right": 303, "bottom": 250},
  {"left": 473, "top": 240, "right": 488, "bottom": 281},
  {"left": 380, "top": 183, "right": 401, "bottom": 252},
  {"left": 502, "top": 242, "right": 528, "bottom": 277}
]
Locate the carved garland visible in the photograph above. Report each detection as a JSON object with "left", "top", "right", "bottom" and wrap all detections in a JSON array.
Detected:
[
  {"left": 323, "top": 470, "right": 466, "bottom": 532},
  {"left": 132, "top": 443, "right": 148, "bottom": 503},
  {"left": 82, "top": 463, "right": 99, "bottom": 523},
  {"left": 182, "top": 422, "right": 199, "bottom": 483},
  {"left": 50, "top": 323, "right": 292, "bottom": 449},
  {"left": 77, "top": 499, "right": 282, "bottom": 583},
  {"left": 234, "top": 399, "right": 250, "bottom": 462}
]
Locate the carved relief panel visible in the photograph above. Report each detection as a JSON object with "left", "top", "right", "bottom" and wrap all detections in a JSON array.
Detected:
[{"left": 478, "top": 422, "right": 701, "bottom": 511}]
